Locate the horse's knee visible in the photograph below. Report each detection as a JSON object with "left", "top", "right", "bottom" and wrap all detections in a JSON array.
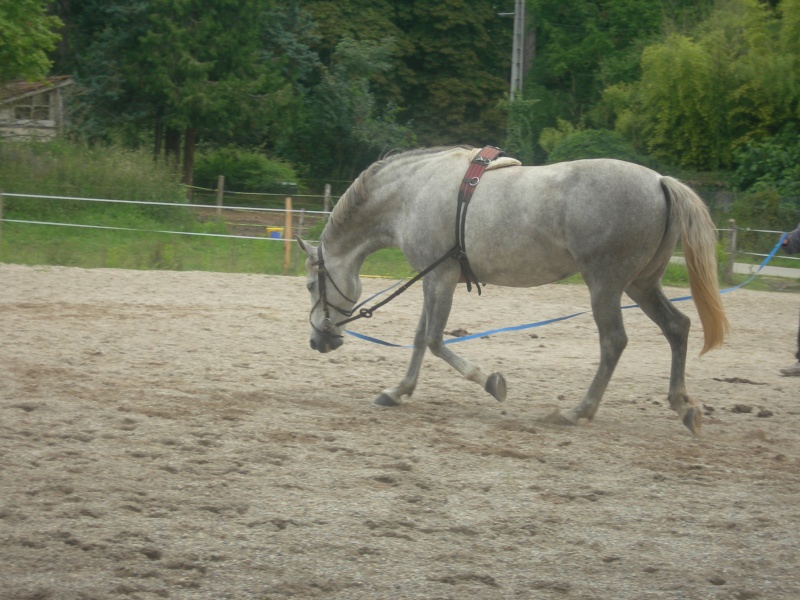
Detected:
[
  {"left": 426, "top": 338, "right": 445, "bottom": 356},
  {"left": 602, "top": 330, "right": 628, "bottom": 356}
]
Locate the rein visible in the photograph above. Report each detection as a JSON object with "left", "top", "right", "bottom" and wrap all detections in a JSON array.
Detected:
[
  {"left": 333, "top": 247, "right": 461, "bottom": 328},
  {"left": 314, "top": 244, "right": 462, "bottom": 330},
  {"left": 314, "top": 146, "right": 506, "bottom": 331}
]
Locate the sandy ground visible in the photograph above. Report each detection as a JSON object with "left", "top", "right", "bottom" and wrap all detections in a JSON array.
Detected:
[{"left": 1, "top": 263, "right": 799, "bottom": 600}]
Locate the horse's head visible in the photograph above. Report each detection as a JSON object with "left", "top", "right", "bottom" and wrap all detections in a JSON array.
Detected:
[{"left": 297, "top": 237, "right": 360, "bottom": 353}]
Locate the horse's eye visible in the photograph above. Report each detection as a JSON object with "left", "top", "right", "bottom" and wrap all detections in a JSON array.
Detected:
[{"left": 307, "top": 281, "right": 316, "bottom": 292}]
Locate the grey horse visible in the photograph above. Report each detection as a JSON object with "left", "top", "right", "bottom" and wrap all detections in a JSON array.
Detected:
[{"left": 298, "top": 146, "right": 729, "bottom": 434}]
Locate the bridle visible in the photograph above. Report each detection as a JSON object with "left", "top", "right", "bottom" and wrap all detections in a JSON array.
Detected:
[{"left": 310, "top": 245, "right": 356, "bottom": 339}]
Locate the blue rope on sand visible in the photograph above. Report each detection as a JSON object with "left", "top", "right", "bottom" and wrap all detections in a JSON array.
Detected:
[{"left": 345, "top": 233, "right": 789, "bottom": 348}]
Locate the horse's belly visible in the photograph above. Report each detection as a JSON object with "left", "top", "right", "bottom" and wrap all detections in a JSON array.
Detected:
[
  {"left": 471, "top": 244, "right": 579, "bottom": 287},
  {"left": 484, "top": 269, "right": 577, "bottom": 287}
]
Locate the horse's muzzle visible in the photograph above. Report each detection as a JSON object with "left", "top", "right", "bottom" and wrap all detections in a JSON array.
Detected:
[{"left": 310, "top": 334, "right": 343, "bottom": 353}]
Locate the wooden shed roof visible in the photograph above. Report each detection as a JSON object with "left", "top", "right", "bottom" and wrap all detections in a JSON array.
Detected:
[{"left": 0, "top": 76, "right": 74, "bottom": 104}]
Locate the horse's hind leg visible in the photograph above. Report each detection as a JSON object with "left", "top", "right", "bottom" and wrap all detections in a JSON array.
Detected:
[
  {"left": 559, "top": 285, "right": 627, "bottom": 425},
  {"left": 374, "top": 310, "right": 428, "bottom": 407},
  {"left": 421, "top": 272, "right": 507, "bottom": 402},
  {"left": 625, "top": 281, "right": 698, "bottom": 433}
]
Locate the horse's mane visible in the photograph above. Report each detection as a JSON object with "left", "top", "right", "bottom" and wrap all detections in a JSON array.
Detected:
[{"left": 322, "top": 146, "right": 472, "bottom": 242}]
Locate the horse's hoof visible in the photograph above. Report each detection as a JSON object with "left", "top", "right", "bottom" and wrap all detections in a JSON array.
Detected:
[
  {"left": 683, "top": 407, "right": 702, "bottom": 435},
  {"left": 485, "top": 372, "right": 507, "bottom": 402},
  {"left": 373, "top": 393, "right": 400, "bottom": 408}
]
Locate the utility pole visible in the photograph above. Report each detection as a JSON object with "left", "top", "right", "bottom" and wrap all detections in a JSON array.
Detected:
[{"left": 500, "top": 0, "right": 526, "bottom": 101}]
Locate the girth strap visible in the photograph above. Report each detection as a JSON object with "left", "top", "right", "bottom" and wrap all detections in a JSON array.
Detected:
[{"left": 454, "top": 145, "right": 505, "bottom": 294}]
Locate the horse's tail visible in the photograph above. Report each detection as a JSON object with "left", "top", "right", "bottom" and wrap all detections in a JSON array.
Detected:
[{"left": 660, "top": 176, "right": 730, "bottom": 355}]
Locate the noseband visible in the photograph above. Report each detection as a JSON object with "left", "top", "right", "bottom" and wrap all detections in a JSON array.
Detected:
[{"left": 311, "top": 246, "right": 356, "bottom": 338}]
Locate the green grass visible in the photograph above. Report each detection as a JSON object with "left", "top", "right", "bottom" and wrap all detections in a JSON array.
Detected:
[
  {"left": 361, "top": 248, "right": 413, "bottom": 279},
  {"left": 0, "top": 140, "right": 417, "bottom": 276},
  {"left": 0, "top": 215, "right": 415, "bottom": 277},
  {"left": 0, "top": 139, "right": 185, "bottom": 201},
  {"left": 5, "top": 217, "right": 791, "bottom": 291},
  {"left": 1, "top": 220, "right": 289, "bottom": 274},
  {"left": 1, "top": 139, "right": 795, "bottom": 291}
]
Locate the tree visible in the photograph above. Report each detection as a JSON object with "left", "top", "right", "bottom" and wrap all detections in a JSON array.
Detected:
[
  {"left": 726, "top": 0, "right": 800, "bottom": 140},
  {"left": 72, "top": 0, "right": 295, "bottom": 186},
  {"left": 137, "top": 0, "right": 279, "bottom": 184},
  {"left": 0, "top": 0, "right": 62, "bottom": 83},
  {"left": 395, "top": 0, "right": 511, "bottom": 144},
  {"left": 545, "top": 128, "right": 654, "bottom": 165},
  {"left": 526, "top": 0, "right": 714, "bottom": 161},
  {"left": 502, "top": 98, "right": 539, "bottom": 164},
  {"left": 305, "top": 0, "right": 512, "bottom": 146},
  {"left": 638, "top": 33, "right": 734, "bottom": 169},
  {"left": 733, "top": 124, "right": 800, "bottom": 195},
  {"left": 601, "top": 0, "right": 800, "bottom": 171},
  {"left": 285, "top": 38, "right": 415, "bottom": 181}
]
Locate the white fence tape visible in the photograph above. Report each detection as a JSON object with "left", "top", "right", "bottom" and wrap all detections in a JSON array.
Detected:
[
  {"left": 3, "top": 192, "right": 331, "bottom": 216},
  {"left": 3, "top": 219, "right": 291, "bottom": 241},
  {"left": 2, "top": 192, "right": 332, "bottom": 241}
]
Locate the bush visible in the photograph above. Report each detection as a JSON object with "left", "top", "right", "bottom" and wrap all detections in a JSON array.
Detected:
[
  {"left": 732, "top": 125, "right": 800, "bottom": 196},
  {"left": 546, "top": 128, "right": 656, "bottom": 167},
  {"left": 731, "top": 188, "right": 800, "bottom": 232},
  {"left": 193, "top": 147, "right": 298, "bottom": 193}
]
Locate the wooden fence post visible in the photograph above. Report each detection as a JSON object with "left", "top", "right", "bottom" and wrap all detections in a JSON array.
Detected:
[
  {"left": 291, "top": 209, "right": 306, "bottom": 272},
  {"left": 323, "top": 183, "right": 331, "bottom": 213},
  {"left": 725, "top": 218, "right": 737, "bottom": 284},
  {"left": 284, "top": 197, "right": 293, "bottom": 274},
  {"left": 215, "top": 175, "right": 224, "bottom": 217}
]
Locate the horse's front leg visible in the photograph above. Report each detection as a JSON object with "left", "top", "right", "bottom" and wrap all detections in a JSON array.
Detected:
[
  {"left": 373, "top": 310, "right": 428, "bottom": 407},
  {"left": 421, "top": 270, "right": 507, "bottom": 402}
]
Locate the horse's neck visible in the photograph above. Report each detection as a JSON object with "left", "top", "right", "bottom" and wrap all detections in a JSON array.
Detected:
[
  {"left": 322, "top": 190, "right": 401, "bottom": 272},
  {"left": 325, "top": 227, "right": 392, "bottom": 270},
  {"left": 323, "top": 148, "right": 467, "bottom": 270}
]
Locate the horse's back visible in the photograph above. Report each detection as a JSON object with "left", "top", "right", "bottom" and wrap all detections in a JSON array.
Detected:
[{"left": 463, "top": 159, "right": 672, "bottom": 286}]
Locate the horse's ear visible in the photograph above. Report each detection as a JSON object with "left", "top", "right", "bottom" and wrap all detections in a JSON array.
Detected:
[{"left": 295, "top": 236, "right": 316, "bottom": 257}]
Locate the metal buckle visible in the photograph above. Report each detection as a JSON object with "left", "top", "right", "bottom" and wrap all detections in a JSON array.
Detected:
[
  {"left": 464, "top": 176, "right": 480, "bottom": 186},
  {"left": 472, "top": 156, "right": 491, "bottom": 166}
]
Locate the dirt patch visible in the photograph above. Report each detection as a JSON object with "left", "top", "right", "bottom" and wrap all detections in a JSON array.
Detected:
[{"left": 1, "top": 263, "right": 799, "bottom": 599}]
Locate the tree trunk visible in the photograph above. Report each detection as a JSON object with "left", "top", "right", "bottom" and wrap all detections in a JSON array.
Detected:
[
  {"left": 182, "top": 127, "right": 197, "bottom": 198},
  {"left": 165, "top": 127, "right": 181, "bottom": 173},
  {"left": 153, "top": 119, "right": 164, "bottom": 161}
]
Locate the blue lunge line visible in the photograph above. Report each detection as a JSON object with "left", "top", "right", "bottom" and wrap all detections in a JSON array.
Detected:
[
  {"left": 345, "top": 234, "right": 789, "bottom": 348},
  {"left": 719, "top": 232, "right": 787, "bottom": 294}
]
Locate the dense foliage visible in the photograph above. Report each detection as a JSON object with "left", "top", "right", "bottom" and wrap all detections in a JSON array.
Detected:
[
  {"left": 1, "top": 0, "right": 797, "bottom": 229},
  {"left": 0, "top": 0, "right": 62, "bottom": 83}
]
